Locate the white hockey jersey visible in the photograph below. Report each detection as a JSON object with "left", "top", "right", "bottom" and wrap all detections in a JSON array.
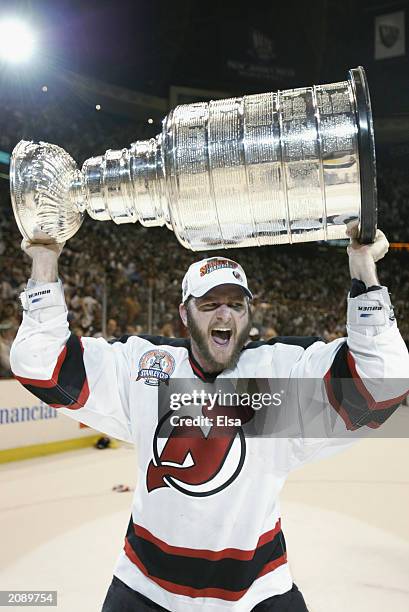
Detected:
[{"left": 10, "top": 282, "right": 409, "bottom": 612}]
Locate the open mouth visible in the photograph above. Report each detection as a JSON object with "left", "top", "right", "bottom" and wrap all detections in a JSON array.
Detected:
[{"left": 211, "top": 328, "right": 232, "bottom": 347}]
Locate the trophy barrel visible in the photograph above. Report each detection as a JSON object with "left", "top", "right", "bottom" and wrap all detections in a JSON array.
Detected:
[
  {"left": 10, "top": 140, "right": 84, "bottom": 243},
  {"left": 161, "top": 66, "right": 377, "bottom": 251}
]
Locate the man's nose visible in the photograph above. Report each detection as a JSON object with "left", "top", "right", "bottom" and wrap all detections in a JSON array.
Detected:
[{"left": 215, "top": 304, "right": 232, "bottom": 320}]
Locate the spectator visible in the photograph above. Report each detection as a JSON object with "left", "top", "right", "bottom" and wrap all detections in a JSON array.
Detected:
[
  {"left": 106, "top": 318, "right": 120, "bottom": 340},
  {"left": 248, "top": 327, "right": 261, "bottom": 342}
]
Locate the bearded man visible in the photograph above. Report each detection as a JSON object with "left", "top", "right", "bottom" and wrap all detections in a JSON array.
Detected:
[{"left": 10, "top": 227, "right": 409, "bottom": 612}]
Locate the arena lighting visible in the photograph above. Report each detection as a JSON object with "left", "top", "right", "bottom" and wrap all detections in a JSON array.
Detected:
[
  {"left": 0, "top": 18, "right": 36, "bottom": 63},
  {"left": 96, "top": 104, "right": 101, "bottom": 111},
  {"left": 390, "top": 242, "right": 409, "bottom": 251},
  {"left": 42, "top": 85, "right": 48, "bottom": 92},
  {"left": 148, "top": 118, "right": 153, "bottom": 124}
]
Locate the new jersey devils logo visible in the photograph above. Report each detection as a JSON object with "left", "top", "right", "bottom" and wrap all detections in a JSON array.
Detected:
[{"left": 146, "top": 403, "right": 254, "bottom": 497}]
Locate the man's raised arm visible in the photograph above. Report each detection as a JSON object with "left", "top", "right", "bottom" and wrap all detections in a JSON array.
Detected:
[
  {"left": 293, "top": 225, "right": 409, "bottom": 437},
  {"left": 10, "top": 240, "right": 134, "bottom": 443}
]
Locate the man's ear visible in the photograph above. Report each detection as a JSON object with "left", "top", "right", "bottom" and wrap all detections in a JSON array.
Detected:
[{"left": 179, "top": 302, "right": 188, "bottom": 328}]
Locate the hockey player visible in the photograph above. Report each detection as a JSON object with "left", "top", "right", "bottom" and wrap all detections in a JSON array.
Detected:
[{"left": 10, "top": 225, "right": 409, "bottom": 612}]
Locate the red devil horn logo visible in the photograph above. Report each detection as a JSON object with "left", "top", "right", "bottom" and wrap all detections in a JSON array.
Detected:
[{"left": 147, "top": 403, "right": 254, "bottom": 495}]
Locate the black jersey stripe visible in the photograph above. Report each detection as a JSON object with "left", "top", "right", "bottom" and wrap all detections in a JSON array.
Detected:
[
  {"left": 244, "top": 336, "right": 324, "bottom": 350},
  {"left": 111, "top": 334, "right": 324, "bottom": 383},
  {"left": 111, "top": 334, "right": 322, "bottom": 351},
  {"left": 109, "top": 334, "right": 190, "bottom": 349},
  {"left": 324, "top": 342, "right": 404, "bottom": 430},
  {"left": 124, "top": 517, "right": 286, "bottom": 594},
  {"left": 132, "top": 519, "right": 283, "bottom": 561},
  {"left": 15, "top": 334, "right": 89, "bottom": 410}
]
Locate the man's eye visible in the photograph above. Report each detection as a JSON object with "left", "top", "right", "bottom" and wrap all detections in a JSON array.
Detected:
[{"left": 199, "top": 302, "right": 244, "bottom": 310}]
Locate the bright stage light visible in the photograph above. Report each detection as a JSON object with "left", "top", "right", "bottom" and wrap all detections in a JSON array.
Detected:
[{"left": 0, "top": 18, "right": 36, "bottom": 63}]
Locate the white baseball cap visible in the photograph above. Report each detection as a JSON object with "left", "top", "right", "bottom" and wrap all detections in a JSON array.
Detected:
[{"left": 182, "top": 257, "right": 253, "bottom": 303}]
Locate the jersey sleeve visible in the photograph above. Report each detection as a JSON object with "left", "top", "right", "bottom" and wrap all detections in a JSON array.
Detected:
[
  {"left": 287, "top": 285, "right": 409, "bottom": 469},
  {"left": 10, "top": 303, "right": 135, "bottom": 443}
]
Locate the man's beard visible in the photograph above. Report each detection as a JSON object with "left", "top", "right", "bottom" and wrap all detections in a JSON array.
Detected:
[{"left": 186, "top": 308, "right": 252, "bottom": 372}]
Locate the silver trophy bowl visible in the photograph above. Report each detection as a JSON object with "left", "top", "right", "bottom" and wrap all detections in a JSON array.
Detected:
[{"left": 10, "top": 66, "right": 377, "bottom": 250}]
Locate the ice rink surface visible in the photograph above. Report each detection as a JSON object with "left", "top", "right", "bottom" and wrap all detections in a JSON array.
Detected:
[{"left": 1, "top": 435, "right": 408, "bottom": 612}]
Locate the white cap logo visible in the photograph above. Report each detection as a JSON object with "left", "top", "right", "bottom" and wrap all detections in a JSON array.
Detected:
[{"left": 181, "top": 257, "right": 252, "bottom": 303}]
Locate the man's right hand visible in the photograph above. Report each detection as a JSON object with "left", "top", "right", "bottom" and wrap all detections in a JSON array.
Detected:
[
  {"left": 21, "top": 238, "right": 65, "bottom": 261},
  {"left": 21, "top": 238, "right": 65, "bottom": 283}
]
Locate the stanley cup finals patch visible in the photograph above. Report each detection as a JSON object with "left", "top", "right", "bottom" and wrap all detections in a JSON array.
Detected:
[{"left": 136, "top": 350, "right": 175, "bottom": 386}]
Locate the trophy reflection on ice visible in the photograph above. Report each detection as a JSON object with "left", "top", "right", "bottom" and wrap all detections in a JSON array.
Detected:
[{"left": 10, "top": 66, "right": 377, "bottom": 251}]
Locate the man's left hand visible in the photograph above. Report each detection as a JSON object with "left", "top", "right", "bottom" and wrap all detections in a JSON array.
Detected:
[{"left": 346, "top": 222, "right": 389, "bottom": 286}]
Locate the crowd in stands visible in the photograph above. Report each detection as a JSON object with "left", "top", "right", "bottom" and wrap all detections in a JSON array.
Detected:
[
  {"left": 0, "top": 86, "right": 408, "bottom": 378},
  {"left": 377, "top": 167, "right": 409, "bottom": 242},
  {"left": 0, "top": 83, "right": 153, "bottom": 166}
]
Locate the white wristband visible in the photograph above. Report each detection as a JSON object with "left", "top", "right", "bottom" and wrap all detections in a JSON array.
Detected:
[
  {"left": 347, "top": 287, "right": 394, "bottom": 326},
  {"left": 20, "top": 280, "right": 67, "bottom": 312}
]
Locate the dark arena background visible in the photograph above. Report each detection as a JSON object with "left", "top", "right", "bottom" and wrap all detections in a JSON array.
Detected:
[{"left": 0, "top": 2, "right": 409, "bottom": 612}]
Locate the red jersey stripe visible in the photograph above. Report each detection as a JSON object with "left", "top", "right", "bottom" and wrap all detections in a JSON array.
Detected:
[
  {"left": 123, "top": 539, "right": 287, "bottom": 601},
  {"left": 133, "top": 518, "right": 282, "bottom": 561},
  {"left": 188, "top": 357, "right": 207, "bottom": 381},
  {"left": 14, "top": 345, "right": 67, "bottom": 387},
  {"left": 346, "top": 351, "right": 409, "bottom": 410}
]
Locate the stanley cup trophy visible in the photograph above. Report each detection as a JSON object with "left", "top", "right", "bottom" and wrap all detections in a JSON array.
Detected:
[{"left": 10, "top": 66, "right": 377, "bottom": 251}]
